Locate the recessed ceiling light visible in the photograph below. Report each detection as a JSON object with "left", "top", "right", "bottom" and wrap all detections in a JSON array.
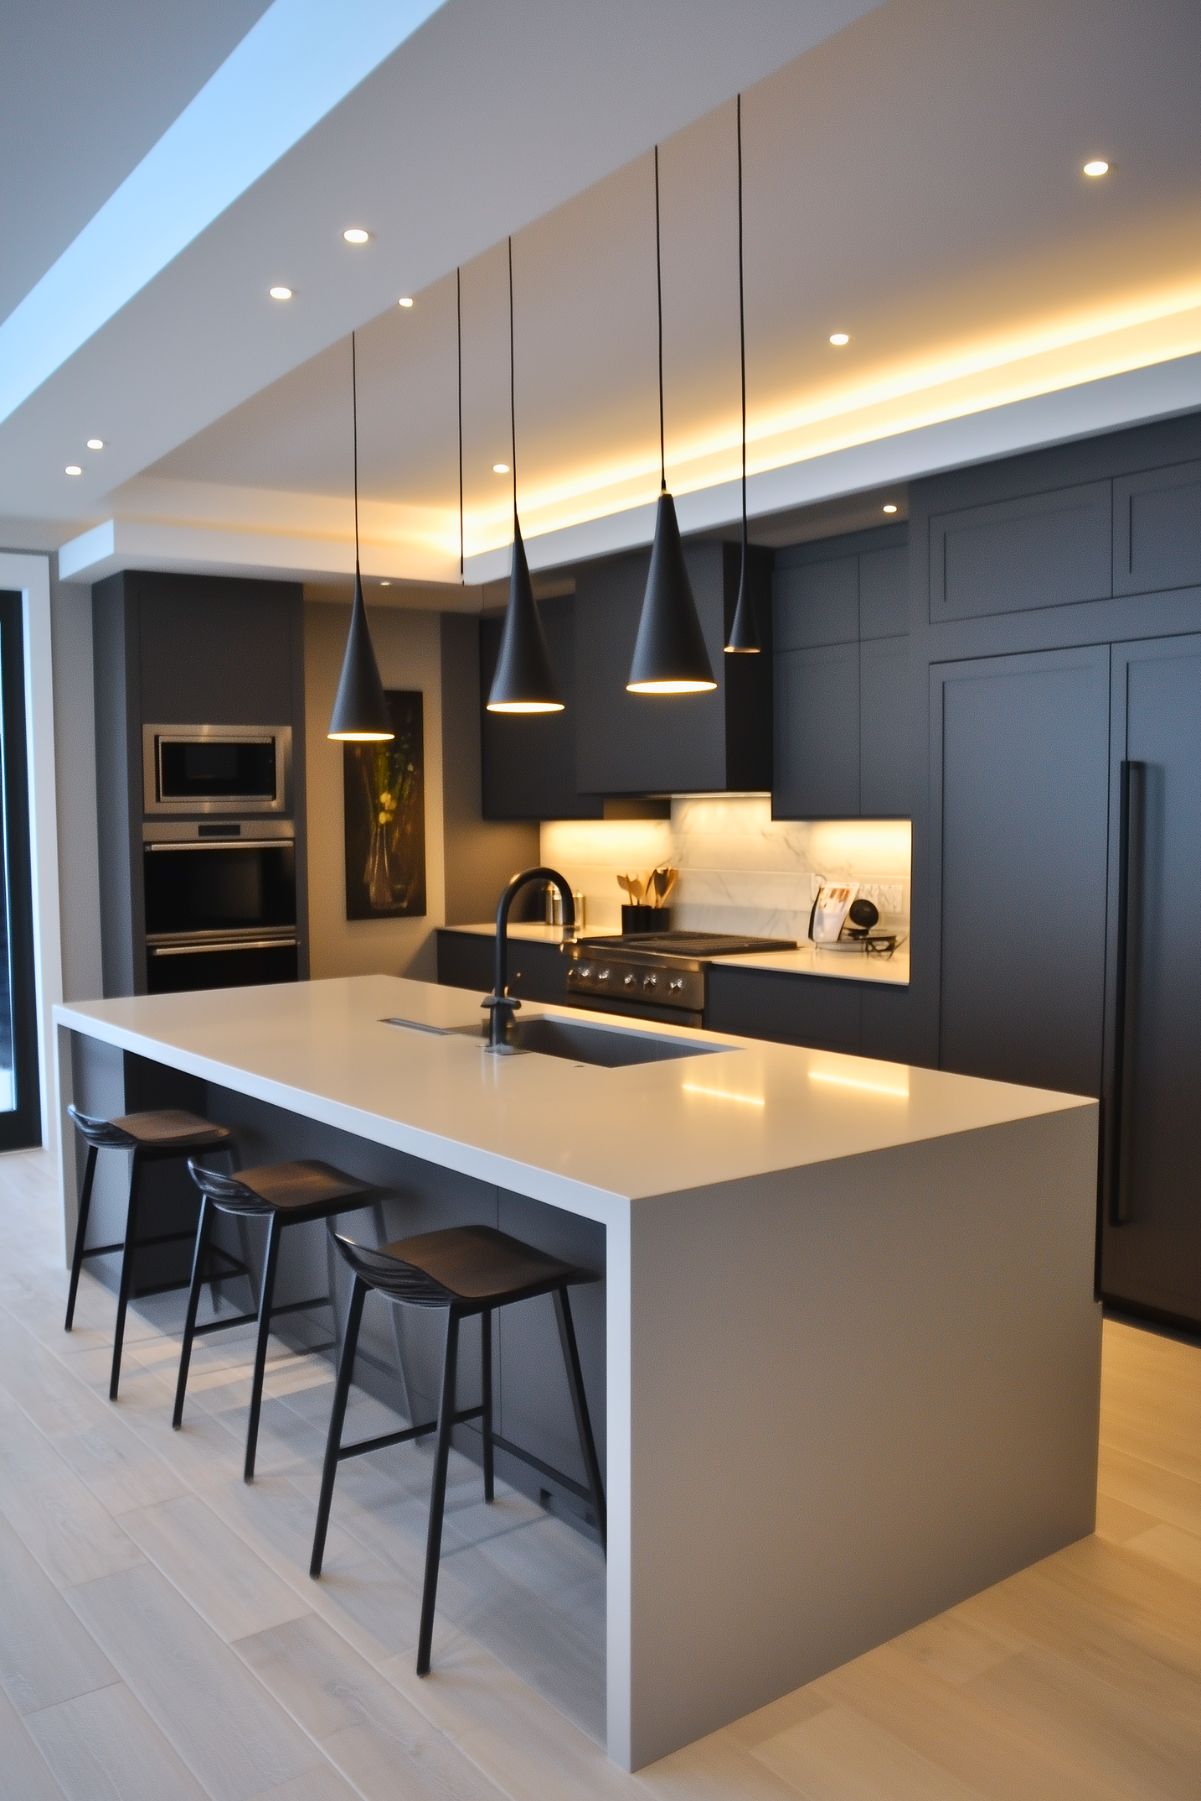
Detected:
[
  {"left": 828, "top": 331, "right": 850, "bottom": 347},
  {"left": 492, "top": 462, "right": 510, "bottom": 474},
  {"left": 86, "top": 438, "right": 104, "bottom": 451},
  {"left": 342, "top": 227, "right": 371, "bottom": 245},
  {"left": 1082, "top": 159, "right": 1110, "bottom": 178},
  {"left": 397, "top": 296, "right": 414, "bottom": 309},
  {"left": 882, "top": 503, "right": 898, "bottom": 515},
  {"left": 269, "top": 285, "right": 293, "bottom": 301},
  {"left": 65, "top": 464, "right": 82, "bottom": 476}
]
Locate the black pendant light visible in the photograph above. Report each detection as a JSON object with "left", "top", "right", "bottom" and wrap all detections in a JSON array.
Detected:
[
  {"left": 486, "top": 237, "right": 563, "bottom": 714},
  {"left": 627, "top": 144, "right": 716, "bottom": 696},
  {"left": 328, "top": 331, "right": 393, "bottom": 742},
  {"left": 725, "top": 94, "right": 760, "bottom": 655}
]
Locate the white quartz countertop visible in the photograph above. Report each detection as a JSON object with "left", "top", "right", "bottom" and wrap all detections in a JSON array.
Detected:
[
  {"left": 57, "top": 977, "right": 1087, "bottom": 1218},
  {"left": 446, "top": 922, "right": 910, "bottom": 985}
]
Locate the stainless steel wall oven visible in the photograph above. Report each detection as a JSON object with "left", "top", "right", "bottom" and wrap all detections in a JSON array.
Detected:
[{"left": 142, "top": 820, "right": 298, "bottom": 992}]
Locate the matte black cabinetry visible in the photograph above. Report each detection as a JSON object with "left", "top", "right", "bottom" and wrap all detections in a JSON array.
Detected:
[
  {"left": 929, "top": 482, "right": 1112, "bottom": 621},
  {"left": 772, "top": 528, "right": 910, "bottom": 819},
  {"left": 1111, "top": 461, "right": 1201, "bottom": 595},
  {"left": 479, "top": 599, "right": 605, "bottom": 821},
  {"left": 573, "top": 542, "right": 771, "bottom": 794},
  {"left": 436, "top": 930, "right": 568, "bottom": 1005},
  {"left": 707, "top": 966, "right": 861, "bottom": 1053},
  {"left": 1100, "top": 635, "right": 1201, "bottom": 1329},
  {"left": 931, "top": 647, "right": 1111, "bottom": 1100}
]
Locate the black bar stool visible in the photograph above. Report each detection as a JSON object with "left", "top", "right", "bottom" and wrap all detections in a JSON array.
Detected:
[
  {"left": 309, "top": 1224, "right": 605, "bottom": 1678},
  {"left": 65, "top": 1104, "right": 238, "bottom": 1400},
  {"left": 173, "top": 1159, "right": 382, "bottom": 1482}
]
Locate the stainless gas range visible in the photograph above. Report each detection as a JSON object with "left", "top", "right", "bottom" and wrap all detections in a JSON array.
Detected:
[{"left": 564, "top": 930, "right": 797, "bottom": 1027}]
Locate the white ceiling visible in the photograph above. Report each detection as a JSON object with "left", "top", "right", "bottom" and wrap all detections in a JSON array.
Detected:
[
  {"left": 0, "top": 0, "right": 272, "bottom": 322},
  {"left": 4, "top": 0, "right": 1200, "bottom": 592}
]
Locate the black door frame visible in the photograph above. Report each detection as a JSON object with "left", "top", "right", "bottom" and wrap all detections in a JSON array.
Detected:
[{"left": 0, "top": 590, "right": 41, "bottom": 1150}]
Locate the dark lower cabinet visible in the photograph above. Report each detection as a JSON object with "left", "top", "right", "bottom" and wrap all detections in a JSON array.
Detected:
[
  {"left": 1101, "top": 635, "right": 1201, "bottom": 1330},
  {"left": 436, "top": 931, "right": 568, "bottom": 1005},
  {"left": 706, "top": 967, "right": 861, "bottom": 1052},
  {"left": 932, "top": 646, "right": 1111, "bottom": 1100}
]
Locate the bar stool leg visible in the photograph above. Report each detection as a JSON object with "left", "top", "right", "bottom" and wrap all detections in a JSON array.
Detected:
[
  {"left": 244, "top": 1212, "right": 281, "bottom": 1483},
  {"left": 417, "top": 1307, "right": 461, "bottom": 1677},
  {"left": 64, "top": 1145, "right": 98, "bottom": 1331},
  {"left": 554, "top": 1287, "right": 606, "bottom": 1551},
  {"left": 172, "top": 1194, "right": 212, "bottom": 1429},
  {"left": 480, "top": 1308, "right": 494, "bottom": 1503},
  {"left": 310, "top": 1276, "right": 366, "bottom": 1577},
  {"left": 109, "top": 1151, "right": 144, "bottom": 1401}
]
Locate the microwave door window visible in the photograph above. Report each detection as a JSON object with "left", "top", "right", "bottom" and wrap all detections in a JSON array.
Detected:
[{"left": 159, "top": 738, "right": 276, "bottom": 802}]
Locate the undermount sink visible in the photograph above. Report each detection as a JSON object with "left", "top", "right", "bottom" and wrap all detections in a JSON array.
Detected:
[{"left": 383, "top": 1013, "right": 724, "bottom": 1068}]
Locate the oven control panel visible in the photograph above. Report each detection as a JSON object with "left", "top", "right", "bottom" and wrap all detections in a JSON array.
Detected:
[{"left": 565, "top": 952, "right": 704, "bottom": 1013}]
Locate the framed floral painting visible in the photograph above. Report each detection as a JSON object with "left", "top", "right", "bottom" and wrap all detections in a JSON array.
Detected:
[{"left": 343, "top": 690, "right": 427, "bottom": 919}]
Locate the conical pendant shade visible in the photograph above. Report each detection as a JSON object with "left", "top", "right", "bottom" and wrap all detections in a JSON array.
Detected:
[
  {"left": 487, "top": 518, "right": 563, "bottom": 713},
  {"left": 725, "top": 532, "right": 759, "bottom": 653},
  {"left": 627, "top": 491, "right": 716, "bottom": 694},
  {"left": 328, "top": 570, "right": 393, "bottom": 740}
]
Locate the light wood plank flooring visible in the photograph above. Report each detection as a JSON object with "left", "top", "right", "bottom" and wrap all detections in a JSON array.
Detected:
[{"left": 1, "top": 1147, "right": 1198, "bottom": 1799}]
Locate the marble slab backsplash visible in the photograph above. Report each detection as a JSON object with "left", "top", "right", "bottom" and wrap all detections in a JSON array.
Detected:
[{"left": 541, "top": 799, "right": 911, "bottom": 940}]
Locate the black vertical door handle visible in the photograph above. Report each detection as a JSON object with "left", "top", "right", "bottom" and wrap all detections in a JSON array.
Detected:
[{"left": 1108, "top": 759, "right": 1143, "bottom": 1226}]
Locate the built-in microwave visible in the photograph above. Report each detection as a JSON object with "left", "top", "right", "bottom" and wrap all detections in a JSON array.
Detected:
[{"left": 143, "top": 724, "right": 291, "bottom": 816}]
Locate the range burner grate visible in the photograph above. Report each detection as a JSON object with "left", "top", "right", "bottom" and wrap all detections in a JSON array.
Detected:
[{"left": 581, "top": 931, "right": 796, "bottom": 958}]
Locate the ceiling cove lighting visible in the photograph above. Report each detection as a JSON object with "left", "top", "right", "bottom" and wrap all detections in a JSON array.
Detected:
[
  {"left": 86, "top": 438, "right": 104, "bottom": 450},
  {"left": 725, "top": 94, "right": 759, "bottom": 656},
  {"left": 627, "top": 145, "right": 716, "bottom": 696},
  {"left": 486, "top": 237, "right": 564, "bottom": 714},
  {"left": 268, "top": 285, "right": 293, "bottom": 301},
  {"left": 1082, "top": 159, "right": 1110, "bottom": 178},
  {"left": 342, "top": 227, "right": 371, "bottom": 245},
  {"left": 828, "top": 331, "right": 850, "bottom": 347},
  {"left": 327, "top": 332, "right": 393, "bottom": 744}
]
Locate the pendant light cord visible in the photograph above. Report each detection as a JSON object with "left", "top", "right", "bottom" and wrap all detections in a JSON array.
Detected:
[
  {"left": 351, "top": 330, "right": 360, "bottom": 572},
  {"left": 737, "top": 94, "right": 747, "bottom": 550},
  {"left": 456, "top": 267, "right": 464, "bottom": 581},
  {"left": 507, "top": 236, "right": 518, "bottom": 524},
  {"left": 654, "top": 145, "right": 665, "bottom": 494}
]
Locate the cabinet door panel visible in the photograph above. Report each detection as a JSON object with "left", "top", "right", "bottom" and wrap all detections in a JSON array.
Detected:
[
  {"left": 480, "top": 604, "right": 601, "bottom": 819},
  {"left": 773, "top": 643, "right": 860, "bottom": 820},
  {"left": 1102, "top": 635, "right": 1201, "bottom": 1327},
  {"left": 934, "top": 647, "right": 1110, "bottom": 1095},
  {"left": 436, "top": 930, "right": 493, "bottom": 992},
  {"left": 1112, "top": 461, "right": 1201, "bottom": 596},
  {"left": 773, "top": 554, "right": 858, "bottom": 650},
  {"left": 707, "top": 967, "right": 861, "bottom": 1051},
  {"left": 930, "top": 483, "right": 1112, "bottom": 621},
  {"left": 859, "top": 637, "right": 909, "bottom": 817},
  {"left": 858, "top": 544, "right": 909, "bottom": 638}
]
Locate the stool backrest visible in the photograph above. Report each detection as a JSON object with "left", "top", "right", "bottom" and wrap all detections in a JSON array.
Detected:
[
  {"left": 330, "top": 1231, "right": 454, "bottom": 1309},
  {"left": 186, "top": 1158, "right": 267, "bottom": 1216},
  {"left": 67, "top": 1104, "right": 133, "bottom": 1149}
]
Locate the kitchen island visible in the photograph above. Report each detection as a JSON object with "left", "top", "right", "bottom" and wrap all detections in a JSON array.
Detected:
[{"left": 55, "top": 975, "right": 1100, "bottom": 1770}]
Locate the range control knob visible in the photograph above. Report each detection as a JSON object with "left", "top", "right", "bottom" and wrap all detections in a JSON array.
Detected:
[
  {"left": 597, "top": 968, "right": 611, "bottom": 983},
  {"left": 566, "top": 966, "right": 577, "bottom": 983},
  {"left": 623, "top": 973, "right": 637, "bottom": 988},
  {"left": 579, "top": 966, "right": 592, "bottom": 981},
  {"left": 669, "top": 977, "right": 684, "bottom": 994},
  {"left": 642, "top": 974, "right": 658, "bottom": 991}
]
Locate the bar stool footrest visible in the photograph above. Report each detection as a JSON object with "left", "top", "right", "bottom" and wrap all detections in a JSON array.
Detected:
[
  {"left": 191, "top": 1294, "right": 331, "bottom": 1338},
  {"left": 337, "top": 1404, "right": 481, "bottom": 1463}
]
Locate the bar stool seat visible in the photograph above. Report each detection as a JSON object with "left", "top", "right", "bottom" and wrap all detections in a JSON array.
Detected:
[
  {"left": 173, "top": 1158, "right": 382, "bottom": 1482},
  {"left": 65, "top": 1103, "right": 238, "bottom": 1401},
  {"left": 310, "top": 1223, "right": 605, "bottom": 1678}
]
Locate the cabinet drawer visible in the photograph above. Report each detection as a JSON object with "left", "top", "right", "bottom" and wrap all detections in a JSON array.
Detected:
[
  {"left": 706, "top": 967, "right": 861, "bottom": 1052},
  {"left": 1113, "top": 460, "right": 1201, "bottom": 595},
  {"left": 773, "top": 554, "right": 858, "bottom": 650},
  {"left": 436, "top": 931, "right": 567, "bottom": 1004},
  {"left": 930, "top": 481, "right": 1112, "bottom": 621}
]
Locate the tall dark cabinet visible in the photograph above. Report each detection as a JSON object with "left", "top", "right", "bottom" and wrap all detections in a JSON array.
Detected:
[{"left": 92, "top": 570, "right": 309, "bottom": 997}]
